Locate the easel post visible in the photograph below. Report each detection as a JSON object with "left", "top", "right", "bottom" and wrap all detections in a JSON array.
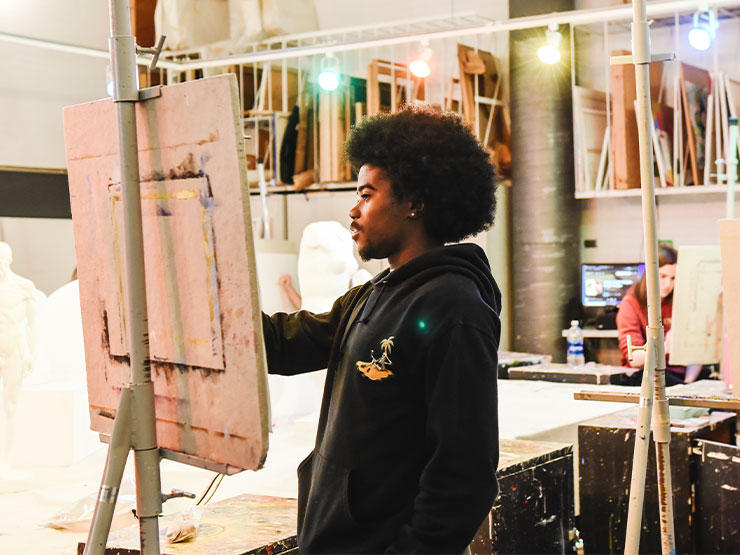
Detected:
[
  {"left": 622, "top": 1, "right": 676, "bottom": 553},
  {"left": 84, "top": 0, "right": 163, "bottom": 553}
]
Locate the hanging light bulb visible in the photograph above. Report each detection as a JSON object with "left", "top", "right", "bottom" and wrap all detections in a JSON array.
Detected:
[
  {"left": 688, "top": 7, "right": 718, "bottom": 51},
  {"left": 537, "top": 23, "right": 562, "bottom": 65},
  {"left": 410, "top": 41, "right": 433, "bottom": 78},
  {"left": 318, "top": 53, "right": 340, "bottom": 91}
]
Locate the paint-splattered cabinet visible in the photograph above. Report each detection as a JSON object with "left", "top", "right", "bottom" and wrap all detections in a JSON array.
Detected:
[
  {"left": 579, "top": 407, "right": 736, "bottom": 554},
  {"left": 471, "top": 439, "right": 576, "bottom": 554}
]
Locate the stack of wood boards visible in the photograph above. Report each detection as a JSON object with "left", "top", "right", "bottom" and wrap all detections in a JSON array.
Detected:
[
  {"left": 456, "top": 44, "right": 511, "bottom": 177},
  {"left": 609, "top": 49, "right": 665, "bottom": 190}
]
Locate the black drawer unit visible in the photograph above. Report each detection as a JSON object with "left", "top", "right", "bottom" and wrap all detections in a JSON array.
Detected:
[
  {"left": 472, "top": 438, "right": 576, "bottom": 554},
  {"left": 578, "top": 407, "right": 735, "bottom": 554}
]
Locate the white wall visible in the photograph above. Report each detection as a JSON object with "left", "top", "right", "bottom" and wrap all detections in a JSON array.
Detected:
[
  {"left": 0, "top": 1, "right": 111, "bottom": 295},
  {"left": 0, "top": 0, "right": 111, "bottom": 168},
  {"left": 580, "top": 194, "right": 739, "bottom": 264}
]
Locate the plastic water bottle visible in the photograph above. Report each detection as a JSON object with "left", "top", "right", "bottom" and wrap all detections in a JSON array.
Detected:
[{"left": 567, "top": 320, "right": 585, "bottom": 368}]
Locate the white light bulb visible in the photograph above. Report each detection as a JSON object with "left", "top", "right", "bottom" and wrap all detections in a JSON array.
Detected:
[
  {"left": 318, "top": 70, "right": 339, "bottom": 91},
  {"left": 409, "top": 59, "right": 431, "bottom": 78},
  {"left": 537, "top": 44, "right": 561, "bottom": 65},
  {"left": 106, "top": 80, "right": 115, "bottom": 97},
  {"left": 688, "top": 27, "right": 711, "bottom": 51}
]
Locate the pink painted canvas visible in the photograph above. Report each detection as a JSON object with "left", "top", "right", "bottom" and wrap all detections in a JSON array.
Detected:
[{"left": 64, "top": 75, "right": 269, "bottom": 471}]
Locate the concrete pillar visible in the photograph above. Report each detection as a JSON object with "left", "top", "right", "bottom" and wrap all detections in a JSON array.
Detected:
[{"left": 509, "top": 0, "right": 579, "bottom": 360}]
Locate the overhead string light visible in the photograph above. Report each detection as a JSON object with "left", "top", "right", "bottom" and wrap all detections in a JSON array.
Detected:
[
  {"left": 409, "top": 41, "right": 433, "bottom": 78},
  {"left": 537, "top": 23, "right": 562, "bottom": 65},
  {"left": 688, "top": 6, "right": 718, "bottom": 51},
  {"left": 318, "top": 53, "right": 340, "bottom": 91}
]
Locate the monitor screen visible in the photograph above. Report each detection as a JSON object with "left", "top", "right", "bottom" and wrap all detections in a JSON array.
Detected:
[{"left": 582, "top": 263, "right": 645, "bottom": 307}]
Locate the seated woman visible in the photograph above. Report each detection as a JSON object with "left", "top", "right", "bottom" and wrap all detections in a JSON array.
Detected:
[{"left": 616, "top": 244, "right": 709, "bottom": 386}]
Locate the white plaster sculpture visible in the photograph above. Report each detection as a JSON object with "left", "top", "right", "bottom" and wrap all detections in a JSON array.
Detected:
[
  {"left": 297, "top": 221, "right": 371, "bottom": 311},
  {"left": 0, "top": 242, "right": 38, "bottom": 463},
  {"left": 270, "top": 222, "right": 371, "bottom": 430}
]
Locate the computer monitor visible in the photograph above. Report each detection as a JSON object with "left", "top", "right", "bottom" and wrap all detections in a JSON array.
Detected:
[{"left": 582, "top": 263, "right": 645, "bottom": 308}]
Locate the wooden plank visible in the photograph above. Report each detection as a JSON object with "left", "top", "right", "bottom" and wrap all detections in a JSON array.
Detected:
[
  {"left": 367, "top": 61, "right": 379, "bottom": 115},
  {"left": 610, "top": 49, "right": 640, "bottom": 190},
  {"left": 680, "top": 62, "right": 711, "bottom": 186},
  {"left": 609, "top": 51, "right": 665, "bottom": 189},
  {"left": 63, "top": 75, "right": 269, "bottom": 471},
  {"left": 574, "top": 389, "right": 740, "bottom": 410},
  {"left": 573, "top": 87, "right": 607, "bottom": 192},
  {"left": 318, "top": 89, "right": 332, "bottom": 183},
  {"left": 704, "top": 89, "right": 714, "bottom": 186},
  {"left": 508, "top": 362, "right": 628, "bottom": 385}
]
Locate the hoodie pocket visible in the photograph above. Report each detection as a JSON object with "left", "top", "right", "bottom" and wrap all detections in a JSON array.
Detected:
[
  {"left": 346, "top": 463, "right": 413, "bottom": 528},
  {"left": 296, "top": 451, "right": 315, "bottom": 531},
  {"left": 297, "top": 450, "right": 355, "bottom": 547}
]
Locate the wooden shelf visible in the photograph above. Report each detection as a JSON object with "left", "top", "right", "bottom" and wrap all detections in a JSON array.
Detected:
[
  {"left": 248, "top": 181, "right": 356, "bottom": 195},
  {"left": 575, "top": 183, "right": 739, "bottom": 199}
]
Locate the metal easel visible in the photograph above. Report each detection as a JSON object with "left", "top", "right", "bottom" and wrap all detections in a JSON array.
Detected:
[
  {"left": 83, "top": 1, "right": 173, "bottom": 553},
  {"left": 615, "top": 1, "right": 676, "bottom": 553}
]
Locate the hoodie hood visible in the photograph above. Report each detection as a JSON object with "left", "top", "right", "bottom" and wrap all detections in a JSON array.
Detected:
[{"left": 371, "top": 243, "right": 501, "bottom": 315}]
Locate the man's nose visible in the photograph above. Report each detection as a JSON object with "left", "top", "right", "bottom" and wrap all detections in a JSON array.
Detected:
[{"left": 349, "top": 202, "right": 359, "bottom": 219}]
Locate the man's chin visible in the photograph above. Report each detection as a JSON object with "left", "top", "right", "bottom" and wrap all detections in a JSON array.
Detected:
[{"left": 357, "top": 245, "right": 376, "bottom": 262}]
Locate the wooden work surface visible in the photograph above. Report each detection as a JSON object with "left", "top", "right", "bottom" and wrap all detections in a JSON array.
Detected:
[
  {"left": 497, "top": 350, "right": 551, "bottom": 379},
  {"left": 575, "top": 377, "right": 740, "bottom": 410},
  {"left": 508, "top": 362, "right": 629, "bottom": 385},
  {"left": 78, "top": 494, "right": 297, "bottom": 555},
  {"left": 498, "top": 438, "right": 571, "bottom": 478},
  {"left": 64, "top": 75, "right": 269, "bottom": 472}
]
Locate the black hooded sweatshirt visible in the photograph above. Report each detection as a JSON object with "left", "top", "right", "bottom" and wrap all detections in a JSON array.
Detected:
[{"left": 262, "top": 243, "right": 501, "bottom": 553}]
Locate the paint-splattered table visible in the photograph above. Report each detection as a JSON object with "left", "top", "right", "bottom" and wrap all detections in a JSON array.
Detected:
[
  {"left": 507, "top": 361, "right": 630, "bottom": 384},
  {"left": 77, "top": 493, "right": 297, "bottom": 554}
]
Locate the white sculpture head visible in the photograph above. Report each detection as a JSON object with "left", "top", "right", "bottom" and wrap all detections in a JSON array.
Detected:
[
  {"left": 0, "top": 242, "right": 12, "bottom": 281},
  {"left": 298, "top": 221, "right": 359, "bottom": 313}
]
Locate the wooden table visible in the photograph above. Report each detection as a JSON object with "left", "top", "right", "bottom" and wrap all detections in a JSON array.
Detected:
[
  {"left": 497, "top": 350, "right": 552, "bottom": 379},
  {"left": 575, "top": 377, "right": 740, "bottom": 410},
  {"left": 508, "top": 362, "right": 629, "bottom": 385},
  {"left": 77, "top": 493, "right": 297, "bottom": 555}
]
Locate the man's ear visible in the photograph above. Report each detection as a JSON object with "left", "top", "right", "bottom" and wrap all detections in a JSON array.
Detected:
[{"left": 408, "top": 201, "right": 425, "bottom": 219}]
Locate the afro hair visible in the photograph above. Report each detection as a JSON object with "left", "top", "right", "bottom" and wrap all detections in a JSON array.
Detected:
[{"left": 344, "top": 105, "right": 498, "bottom": 244}]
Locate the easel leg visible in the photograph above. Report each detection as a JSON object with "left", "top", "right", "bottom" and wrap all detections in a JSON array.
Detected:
[
  {"left": 652, "top": 372, "right": 676, "bottom": 554},
  {"left": 85, "top": 387, "right": 134, "bottom": 554},
  {"left": 131, "top": 381, "right": 163, "bottom": 551},
  {"left": 624, "top": 342, "right": 654, "bottom": 554}
]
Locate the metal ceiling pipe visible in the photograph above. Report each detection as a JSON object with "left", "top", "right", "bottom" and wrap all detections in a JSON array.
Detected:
[{"left": 509, "top": 0, "right": 579, "bottom": 361}]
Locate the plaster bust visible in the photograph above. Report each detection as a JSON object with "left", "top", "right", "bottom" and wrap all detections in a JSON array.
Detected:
[{"left": 0, "top": 242, "right": 39, "bottom": 460}]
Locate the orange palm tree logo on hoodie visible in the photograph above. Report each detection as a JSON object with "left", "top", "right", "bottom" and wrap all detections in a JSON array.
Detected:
[{"left": 356, "top": 336, "right": 395, "bottom": 381}]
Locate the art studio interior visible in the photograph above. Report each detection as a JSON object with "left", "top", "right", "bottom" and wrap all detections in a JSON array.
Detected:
[{"left": 1, "top": 0, "right": 740, "bottom": 553}]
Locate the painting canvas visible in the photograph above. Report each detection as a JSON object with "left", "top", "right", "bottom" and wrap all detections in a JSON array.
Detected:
[
  {"left": 63, "top": 74, "right": 269, "bottom": 472},
  {"left": 669, "top": 246, "right": 722, "bottom": 366}
]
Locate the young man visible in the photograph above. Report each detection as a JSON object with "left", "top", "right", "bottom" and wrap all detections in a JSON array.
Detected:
[{"left": 261, "top": 106, "right": 501, "bottom": 553}]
